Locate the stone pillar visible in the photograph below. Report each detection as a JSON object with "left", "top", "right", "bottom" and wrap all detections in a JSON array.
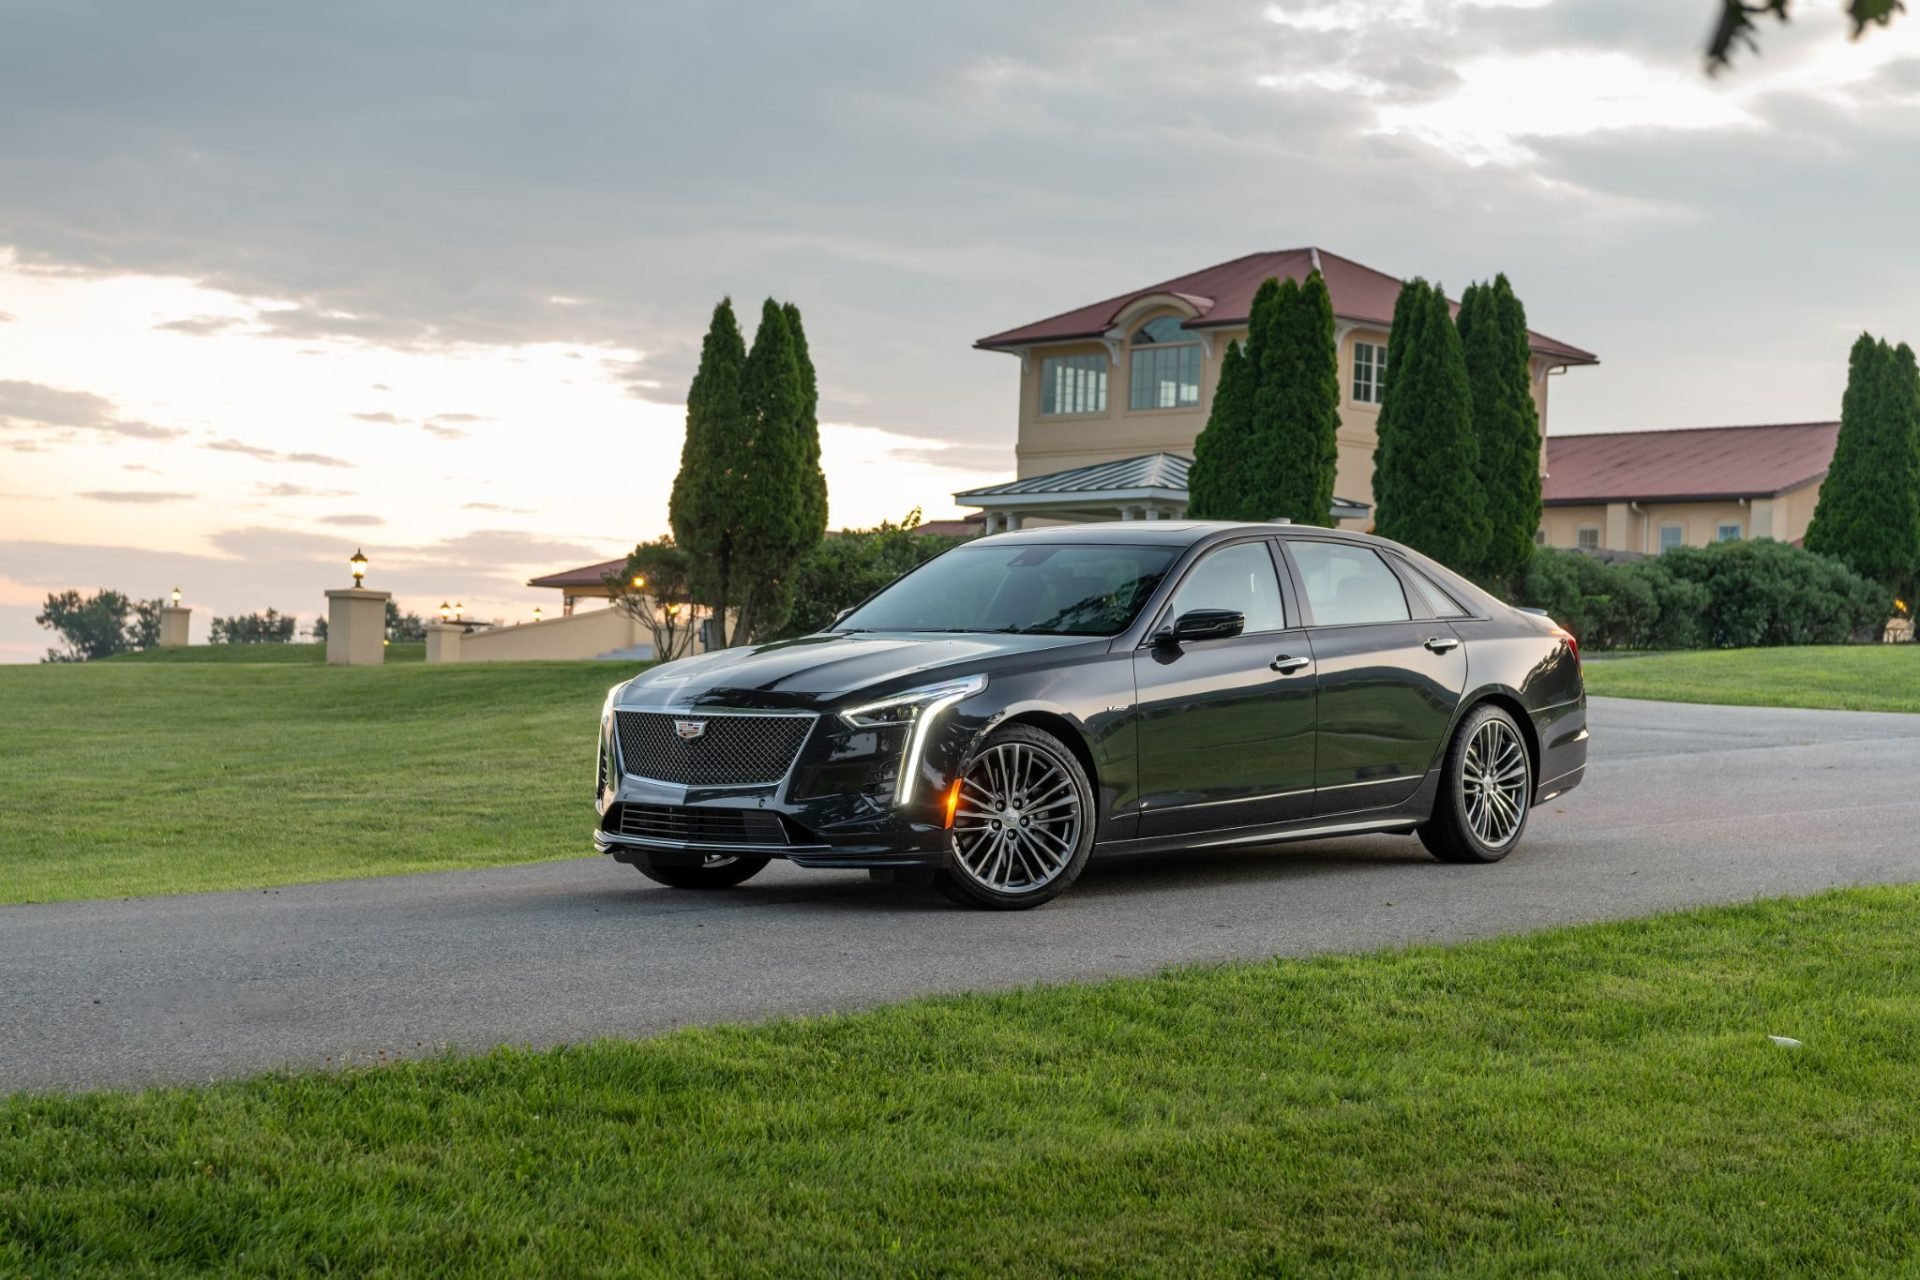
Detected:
[
  {"left": 158, "top": 606, "right": 191, "bottom": 647},
  {"left": 424, "top": 622, "right": 465, "bottom": 664},
  {"left": 324, "top": 588, "right": 391, "bottom": 666}
]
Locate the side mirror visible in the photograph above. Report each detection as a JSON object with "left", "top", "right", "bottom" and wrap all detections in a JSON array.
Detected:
[{"left": 1168, "top": 609, "right": 1245, "bottom": 643}]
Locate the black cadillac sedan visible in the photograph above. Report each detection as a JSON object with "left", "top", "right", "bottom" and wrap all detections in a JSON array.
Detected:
[{"left": 594, "top": 522, "right": 1587, "bottom": 909}]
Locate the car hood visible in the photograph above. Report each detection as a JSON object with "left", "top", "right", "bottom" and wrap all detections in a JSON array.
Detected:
[{"left": 612, "top": 631, "right": 1098, "bottom": 710}]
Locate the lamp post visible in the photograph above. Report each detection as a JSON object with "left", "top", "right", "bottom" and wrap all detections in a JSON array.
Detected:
[
  {"left": 159, "top": 586, "right": 191, "bottom": 647},
  {"left": 325, "top": 548, "right": 390, "bottom": 665},
  {"left": 533, "top": 606, "right": 543, "bottom": 623},
  {"left": 453, "top": 602, "right": 464, "bottom": 623},
  {"left": 439, "top": 601, "right": 453, "bottom": 623}
]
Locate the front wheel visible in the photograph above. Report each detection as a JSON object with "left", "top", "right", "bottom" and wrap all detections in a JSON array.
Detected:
[
  {"left": 933, "top": 724, "right": 1095, "bottom": 910},
  {"left": 1419, "top": 704, "right": 1533, "bottom": 864},
  {"left": 630, "top": 851, "right": 770, "bottom": 889}
]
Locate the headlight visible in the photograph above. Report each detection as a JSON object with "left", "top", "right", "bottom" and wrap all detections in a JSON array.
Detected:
[{"left": 839, "top": 675, "right": 987, "bottom": 805}]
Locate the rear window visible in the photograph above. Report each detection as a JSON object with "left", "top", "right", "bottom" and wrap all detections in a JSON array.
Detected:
[{"left": 1398, "top": 561, "right": 1471, "bottom": 618}]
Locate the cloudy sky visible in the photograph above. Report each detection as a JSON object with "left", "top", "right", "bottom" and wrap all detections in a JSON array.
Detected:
[{"left": 3, "top": 0, "right": 1917, "bottom": 659}]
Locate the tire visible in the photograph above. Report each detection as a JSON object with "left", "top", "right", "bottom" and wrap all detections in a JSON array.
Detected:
[
  {"left": 933, "top": 723, "right": 1095, "bottom": 911},
  {"left": 630, "top": 851, "right": 771, "bottom": 890},
  {"left": 1419, "top": 703, "right": 1533, "bottom": 865}
]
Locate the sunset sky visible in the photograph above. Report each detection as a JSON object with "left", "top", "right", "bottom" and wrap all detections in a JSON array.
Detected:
[{"left": 5, "top": 1, "right": 1919, "bottom": 659}]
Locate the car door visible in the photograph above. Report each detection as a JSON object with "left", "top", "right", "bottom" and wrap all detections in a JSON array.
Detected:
[
  {"left": 1280, "top": 538, "right": 1467, "bottom": 817},
  {"left": 1131, "top": 538, "right": 1317, "bottom": 839}
]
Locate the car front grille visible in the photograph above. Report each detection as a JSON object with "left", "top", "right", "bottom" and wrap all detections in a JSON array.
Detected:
[
  {"left": 615, "top": 803, "right": 789, "bottom": 846},
  {"left": 612, "top": 710, "right": 815, "bottom": 787}
]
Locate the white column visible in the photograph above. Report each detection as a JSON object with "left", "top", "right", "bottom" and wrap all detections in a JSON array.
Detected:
[
  {"left": 158, "top": 606, "right": 191, "bottom": 647},
  {"left": 424, "top": 622, "right": 464, "bottom": 664},
  {"left": 324, "top": 588, "right": 391, "bottom": 666}
]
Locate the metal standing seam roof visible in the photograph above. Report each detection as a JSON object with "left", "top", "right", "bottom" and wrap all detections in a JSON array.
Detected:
[
  {"left": 1542, "top": 422, "right": 1841, "bottom": 505},
  {"left": 954, "top": 453, "right": 1191, "bottom": 499},
  {"left": 954, "top": 453, "right": 1371, "bottom": 515},
  {"left": 975, "top": 247, "right": 1597, "bottom": 367}
]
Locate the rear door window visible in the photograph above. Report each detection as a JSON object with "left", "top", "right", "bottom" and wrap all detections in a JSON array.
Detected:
[{"left": 1289, "top": 541, "right": 1411, "bottom": 626}]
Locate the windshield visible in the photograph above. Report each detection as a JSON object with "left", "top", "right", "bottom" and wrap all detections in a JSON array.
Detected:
[{"left": 836, "top": 542, "right": 1178, "bottom": 636}]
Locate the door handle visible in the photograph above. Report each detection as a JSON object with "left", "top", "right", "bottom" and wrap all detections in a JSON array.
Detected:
[
  {"left": 1270, "top": 654, "right": 1311, "bottom": 674},
  {"left": 1424, "top": 636, "right": 1460, "bottom": 654}
]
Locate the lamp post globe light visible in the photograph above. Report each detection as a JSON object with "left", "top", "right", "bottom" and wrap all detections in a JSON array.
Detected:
[
  {"left": 170, "top": 586, "right": 182, "bottom": 607},
  {"left": 439, "top": 601, "right": 453, "bottom": 623},
  {"left": 325, "top": 548, "right": 390, "bottom": 666}
]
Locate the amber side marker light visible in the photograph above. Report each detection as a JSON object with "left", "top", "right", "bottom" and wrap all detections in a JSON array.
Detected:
[{"left": 943, "top": 777, "right": 964, "bottom": 829}]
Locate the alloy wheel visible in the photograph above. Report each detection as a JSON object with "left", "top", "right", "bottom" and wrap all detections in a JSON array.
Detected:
[
  {"left": 950, "top": 741, "right": 1084, "bottom": 895},
  {"left": 1461, "top": 717, "right": 1529, "bottom": 849}
]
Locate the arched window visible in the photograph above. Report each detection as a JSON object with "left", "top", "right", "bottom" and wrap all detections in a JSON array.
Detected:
[{"left": 1129, "top": 317, "right": 1202, "bottom": 410}]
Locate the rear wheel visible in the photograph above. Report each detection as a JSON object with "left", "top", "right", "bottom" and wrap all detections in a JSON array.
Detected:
[
  {"left": 1419, "top": 704, "right": 1532, "bottom": 864},
  {"left": 934, "top": 724, "right": 1094, "bottom": 910},
  {"left": 630, "top": 851, "right": 771, "bottom": 889}
]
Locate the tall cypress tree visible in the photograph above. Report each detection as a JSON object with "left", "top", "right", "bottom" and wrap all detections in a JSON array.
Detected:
[
  {"left": 669, "top": 298, "right": 749, "bottom": 646},
  {"left": 1188, "top": 337, "right": 1253, "bottom": 519},
  {"left": 1806, "top": 333, "right": 1920, "bottom": 601},
  {"left": 1373, "top": 279, "right": 1487, "bottom": 569},
  {"left": 1253, "top": 268, "right": 1341, "bottom": 525},
  {"left": 730, "top": 299, "right": 811, "bottom": 644},
  {"left": 1459, "top": 274, "right": 1542, "bottom": 590},
  {"left": 781, "top": 301, "right": 830, "bottom": 546}
]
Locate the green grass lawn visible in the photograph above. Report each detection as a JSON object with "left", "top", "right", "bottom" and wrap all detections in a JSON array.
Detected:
[
  {"left": 0, "top": 656, "right": 629, "bottom": 905},
  {"left": 1583, "top": 644, "right": 1920, "bottom": 713},
  {"left": 4, "top": 886, "right": 1918, "bottom": 1276},
  {"left": 105, "top": 641, "right": 426, "bottom": 664}
]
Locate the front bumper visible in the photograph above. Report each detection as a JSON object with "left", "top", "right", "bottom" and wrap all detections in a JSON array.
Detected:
[{"left": 593, "top": 703, "right": 978, "bottom": 870}]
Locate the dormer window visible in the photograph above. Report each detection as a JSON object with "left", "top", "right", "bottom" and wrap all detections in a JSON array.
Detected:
[{"left": 1129, "top": 316, "right": 1202, "bottom": 410}]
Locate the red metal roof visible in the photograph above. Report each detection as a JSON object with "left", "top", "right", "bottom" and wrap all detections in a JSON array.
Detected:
[
  {"left": 975, "top": 247, "right": 1597, "bottom": 366},
  {"left": 912, "top": 515, "right": 985, "bottom": 538},
  {"left": 527, "top": 558, "right": 626, "bottom": 590},
  {"left": 1543, "top": 422, "right": 1839, "bottom": 505}
]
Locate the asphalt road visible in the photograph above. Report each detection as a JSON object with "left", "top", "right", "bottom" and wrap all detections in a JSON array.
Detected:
[{"left": 5, "top": 696, "right": 1920, "bottom": 1093}]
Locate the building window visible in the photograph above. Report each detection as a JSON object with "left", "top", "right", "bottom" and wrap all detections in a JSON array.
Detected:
[
  {"left": 1534, "top": 529, "right": 1547, "bottom": 546},
  {"left": 1128, "top": 317, "right": 1202, "bottom": 410},
  {"left": 1576, "top": 527, "right": 1600, "bottom": 551},
  {"left": 1659, "top": 524, "right": 1685, "bottom": 552},
  {"left": 1353, "top": 340, "right": 1387, "bottom": 405},
  {"left": 1040, "top": 354, "right": 1107, "bottom": 416},
  {"left": 1717, "top": 522, "right": 1742, "bottom": 542}
]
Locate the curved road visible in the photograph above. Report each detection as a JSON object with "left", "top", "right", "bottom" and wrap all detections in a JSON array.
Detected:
[{"left": 5, "top": 696, "right": 1919, "bottom": 1092}]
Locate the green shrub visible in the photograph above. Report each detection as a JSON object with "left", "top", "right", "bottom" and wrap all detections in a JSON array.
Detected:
[
  {"left": 1660, "top": 539, "right": 1888, "bottom": 647},
  {"left": 1522, "top": 541, "right": 1887, "bottom": 650}
]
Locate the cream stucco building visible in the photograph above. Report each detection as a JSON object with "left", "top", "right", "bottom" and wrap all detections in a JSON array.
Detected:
[
  {"left": 965, "top": 247, "right": 1597, "bottom": 529},
  {"left": 1539, "top": 421, "right": 1838, "bottom": 555}
]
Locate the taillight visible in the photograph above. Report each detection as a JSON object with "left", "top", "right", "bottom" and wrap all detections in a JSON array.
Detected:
[{"left": 1552, "top": 625, "right": 1580, "bottom": 666}]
